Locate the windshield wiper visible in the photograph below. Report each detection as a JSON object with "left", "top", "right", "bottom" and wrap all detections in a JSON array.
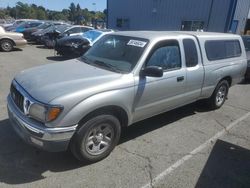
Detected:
[
  {"left": 80, "top": 56, "right": 122, "bottom": 73},
  {"left": 80, "top": 56, "right": 93, "bottom": 65},
  {"left": 92, "top": 60, "right": 122, "bottom": 73}
]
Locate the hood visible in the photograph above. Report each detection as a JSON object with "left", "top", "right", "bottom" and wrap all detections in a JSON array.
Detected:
[
  {"left": 15, "top": 59, "right": 124, "bottom": 103},
  {"left": 57, "top": 35, "right": 89, "bottom": 46}
]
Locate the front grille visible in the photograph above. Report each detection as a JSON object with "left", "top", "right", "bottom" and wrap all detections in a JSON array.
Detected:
[{"left": 10, "top": 83, "right": 24, "bottom": 113}]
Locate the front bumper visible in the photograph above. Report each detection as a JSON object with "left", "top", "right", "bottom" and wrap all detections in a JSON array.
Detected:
[
  {"left": 14, "top": 39, "right": 27, "bottom": 47},
  {"left": 7, "top": 95, "right": 77, "bottom": 152},
  {"left": 55, "top": 45, "right": 79, "bottom": 56}
]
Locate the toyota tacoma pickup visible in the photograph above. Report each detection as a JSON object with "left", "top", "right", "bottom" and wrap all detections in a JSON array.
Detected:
[{"left": 7, "top": 31, "right": 247, "bottom": 162}]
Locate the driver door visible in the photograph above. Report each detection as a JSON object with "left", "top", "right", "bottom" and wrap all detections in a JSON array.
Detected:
[{"left": 133, "top": 40, "right": 187, "bottom": 122}]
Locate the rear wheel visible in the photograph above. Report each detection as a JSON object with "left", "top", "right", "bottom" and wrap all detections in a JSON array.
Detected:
[
  {"left": 208, "top": 80, "right": 229, "bottom": 110},
  {"left": 70, "top": 114, "right": 121, "bottom": 163},
  {"left": 0, "top": 39, "right": 13, "bottom": 52}
]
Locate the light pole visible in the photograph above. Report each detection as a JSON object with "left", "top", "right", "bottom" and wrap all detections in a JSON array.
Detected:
[
  {"left": 92, "top": 2, "right": 97, "bottom": 28},
  {"left": 92, "top": 2, "right": 96, "bottom": 12},
  {"left": 15, "top": 3, "right": 17, "bottom": 19}
]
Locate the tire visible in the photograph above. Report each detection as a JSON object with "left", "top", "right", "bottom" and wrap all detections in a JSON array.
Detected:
[
  {"left": 208, "top": 80, "right": 229, "bottom": 110},
  {"left": 0, "top": 39, "right": 14, "bottom": 52},
  {"left": 70, "top": 114, "right": 121, "bottom": 163}
]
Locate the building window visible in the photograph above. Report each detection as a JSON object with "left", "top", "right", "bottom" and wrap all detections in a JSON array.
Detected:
[
  {"left": 181, "top": 21, "right": 204, "bottom": 31},
  {"left": 116, "top": 18, "right": 130, "bottom": 29},
  {"left": 205, "top": 40, "right": 242, "bottom": 61}
]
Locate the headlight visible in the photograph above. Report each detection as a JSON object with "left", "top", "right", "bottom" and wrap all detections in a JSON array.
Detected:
[{"left": 29, "top": 103, "right": 63, "bottom": 122}]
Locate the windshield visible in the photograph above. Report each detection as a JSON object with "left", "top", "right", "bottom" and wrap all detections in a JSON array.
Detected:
[
  {"left": 14, "top": 20, "right": 25, "bottom": 26},
  {"left": 82, "top": 30, "right": 102, "bottom": 42},
  {"left": 81, "top": 35, "right": 148, "bottom": 73},
  {"left": 37, "top": 23, "right": 51, "bottom": 29},
  {"left": 16, "top": 22, "right": 27, "bottom": 28}
]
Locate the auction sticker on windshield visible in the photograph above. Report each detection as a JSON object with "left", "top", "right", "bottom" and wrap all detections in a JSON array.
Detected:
[{"left": 127, "top": 40, "right": 147, "bottom": 48}]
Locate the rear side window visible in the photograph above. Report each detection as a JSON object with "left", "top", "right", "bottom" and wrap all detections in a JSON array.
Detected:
[
  {"left": 183, "top": 39, "right": 198, "bottom": 67},
  {"left": 205, "top": 40, "right": 241, "bottom": 61},
  {"left": 242, "top": 36, "right": 250, "bottom": 51}
]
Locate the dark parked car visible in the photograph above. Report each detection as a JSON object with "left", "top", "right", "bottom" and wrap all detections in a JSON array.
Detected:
[
  {"left": 4, "top": 19, "right": 37, "bottom": 31},
  {"left": 55, "top": 29, "right": 114, "bottom": 57},
  {"left": 242, "top": 35, "right": 250, "bottom": 79},
  {"left": 31, "top": 24, "right": 69, "bottom": 44},
  {"left": 11, "top": 21, "right": 44, "bottom": 33},
  {"left": 22, "top": 22, "right": 52, "bottom": 40},
  {"left": 43, "top": 25, "right": 93, "bottom": 49},
  {"left": 42, "top": 25, "right": 73, "bottom": 48}
]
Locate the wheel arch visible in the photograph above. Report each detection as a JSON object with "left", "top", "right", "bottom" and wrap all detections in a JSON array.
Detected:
[
  {"left": 77, "top": 105, "right": 129, "bottom": 130},
  {"left": 0, "top": 38, "right": 16, "bottom": 46},
  {"left": 220, "top": 76, "right": 232, "bottom": 87}
]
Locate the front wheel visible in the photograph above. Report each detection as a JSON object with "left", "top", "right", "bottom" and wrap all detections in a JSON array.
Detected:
[
  {"left": 208, "top": 80, "right": 229, "bottom": 110},
  {"left": 0, "top": 39, "right": 13, "bottom": 52},
  {"left": 70, "top": 114, "right": 121, "bottom": 163}
]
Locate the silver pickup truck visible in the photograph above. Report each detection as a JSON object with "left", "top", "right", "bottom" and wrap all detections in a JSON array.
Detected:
[{"left": 7, "top": 31, "right": 247, "bottom": 162}]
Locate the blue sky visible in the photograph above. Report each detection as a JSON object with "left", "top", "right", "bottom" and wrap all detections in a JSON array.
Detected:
[{"left": 0, "top": 0, "right": 107, "bottom": 11}]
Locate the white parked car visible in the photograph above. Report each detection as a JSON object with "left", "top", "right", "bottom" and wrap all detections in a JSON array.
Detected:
[{"left": 0, "top": 26, "right": 27, "bottom": 52}]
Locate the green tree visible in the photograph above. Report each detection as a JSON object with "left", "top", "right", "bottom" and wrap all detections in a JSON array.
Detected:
[
  {"left": 0, "top": 9, "right": 5, "bottom": 19},
  {"left": 69, "top": 2, "right": 76, "bottom": 22},
  {"left": 0, "top": 2, "right": 107, "bottom": 25},
  {"left": 16, "top": 2, "right": 30, "bottom": 18}
]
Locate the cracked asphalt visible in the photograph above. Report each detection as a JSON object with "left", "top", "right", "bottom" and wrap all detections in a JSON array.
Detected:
[{"left": 0, "top": 45, "right": 250, "bottom": 188}]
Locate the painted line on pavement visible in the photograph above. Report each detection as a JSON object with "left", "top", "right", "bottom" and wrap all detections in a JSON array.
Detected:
[{"left": 141, "top": 112, "right": 250, "bottom": 188}]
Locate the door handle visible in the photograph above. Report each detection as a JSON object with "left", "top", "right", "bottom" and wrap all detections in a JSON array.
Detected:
[{"left": 177, "top": 76, "right": 184, "bottom": 82}]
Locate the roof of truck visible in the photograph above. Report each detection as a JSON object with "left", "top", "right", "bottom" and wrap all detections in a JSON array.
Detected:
[{"left": 112, "top": 31, "right": 240, "bottom": 40}]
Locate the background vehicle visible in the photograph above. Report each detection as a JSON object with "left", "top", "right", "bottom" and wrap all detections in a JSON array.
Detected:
[
  {"left": 31, "top": 24, "right": 70, "bottom": 44},
  {"left": 0, "top": 26, "right": 27, "bottom": 52},
  {"left": 5, "top": 19, "right": 38, "bottom": 31},
  {"left": 58, "top": 25, "right": 94, "bottom": 39},
  {"left": 22, "top": 22, "right": 53, "bottom": 40},
  {"left": 11, "top": 21, "right": 44, "bottom": 33},
  {"left": 43, "top": 25, "right": 93, "bottom": 49},
  {"left": 42, "top": 25, "right": 74, "bottom": 48},
  {"left": 7, "top": 31, "right": 247, "bottom": 162},
  {"left": 55, "top": 29, "right": 114, "bottom": 57},
  {"left": 241, "top": 35, "right": 250, "bottom": 79},
  {"left": 0, "top": 19, "right": 13, "bottom": 28}
]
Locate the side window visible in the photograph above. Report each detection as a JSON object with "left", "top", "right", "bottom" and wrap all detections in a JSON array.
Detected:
[
  {"left": 183, "top": 39, "right": 198, "bottom": 67},
  {"left": 30, "top": 23, "right": 40, "bottom": 27},
  {"left": 146, "top": 41, "right": 181, "bottom": 71},
  {"left": 67, "top": 27, "right": 81, "bottom": 34},
  {"left": 205, "top": 40, "right": 241, "bottom": 61}
]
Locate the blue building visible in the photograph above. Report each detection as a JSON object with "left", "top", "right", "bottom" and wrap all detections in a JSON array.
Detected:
[{"left": 107, "top": 0, "right": 250, "bottom": 34}]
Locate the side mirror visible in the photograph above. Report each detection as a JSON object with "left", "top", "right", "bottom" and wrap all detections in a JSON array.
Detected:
[{"left": 141, "top": 66, "right": 163, "bottom": 77}]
